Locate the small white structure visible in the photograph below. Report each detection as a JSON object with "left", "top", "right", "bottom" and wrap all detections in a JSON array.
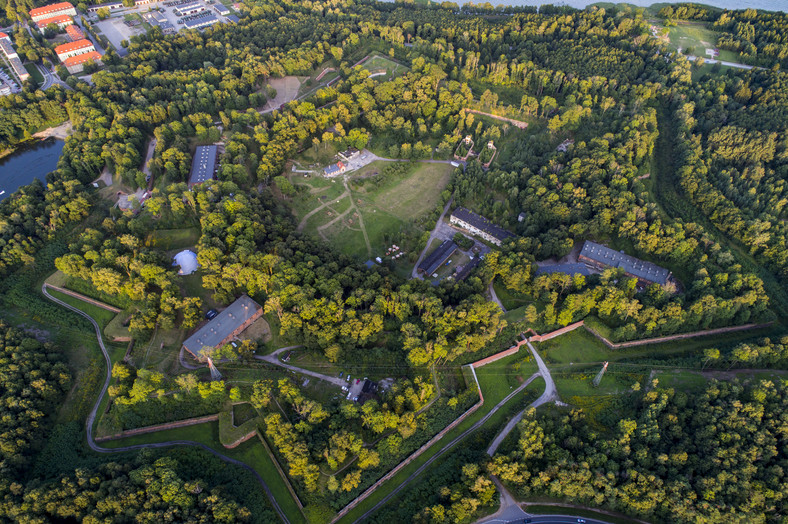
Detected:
[{"left": 173, "top": 250, "right": 200, "bottom": 275}]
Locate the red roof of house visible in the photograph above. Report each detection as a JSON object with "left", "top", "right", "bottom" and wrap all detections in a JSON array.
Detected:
[
  {"left": 65, "top": 25, "right": 84, "bottom": 38},
  {"left": 55, "top": 39, "right": 93, "bottom": 55},
  {"left": 63, "top": 50, "right": 101, "bottom": 67},
  {"left": 29, "top": 2, "right": 74, "bottom": 17},
  {"left": 0, "top": 32, "right": 7, "bottom": 38},
  {"left": 36, "top": 14, "right": 73, "bottom": 27}
]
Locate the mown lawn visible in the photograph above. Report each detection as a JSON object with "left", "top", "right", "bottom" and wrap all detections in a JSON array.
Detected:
[
  {"left": 47, "top": 289, "right": 117, "bottom": 328},
  {"left": 147, "top": 227, "right": 200, "bottom": 250}
]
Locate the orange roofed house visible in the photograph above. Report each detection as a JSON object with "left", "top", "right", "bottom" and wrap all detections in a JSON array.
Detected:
[
  {"left": 63, "top": 51, "right": 101, "bottom": 73},
  {"left": 55, "top": 39, "right": 94, "bottom": 61},
  {"left": 65, "top": 24, "right": 84, "bottom": 41},
  {"left": 36, "top": 14, "right": 74, "bottom": 33},
  {"left": 29, "top": 2, "right": 76, "bottom": 22}
]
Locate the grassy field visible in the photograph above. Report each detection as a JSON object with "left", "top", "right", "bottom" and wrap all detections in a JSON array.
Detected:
[
  {"left": 24, "top": 63, "right": 43, "bottom": 86},
  {"left": 664, "top": 22, "right": 739, "bottom": 62},
  {"left": 47, "top": 289, "right": 117, "bottom": 328},
  {"left": 493, "top": 279, "right": 531, "bottom": 310},
  {"left": 291, "top": 161, "right": 452, "bottom": 259},
  {"left": 361, "top": 54, "right": 408, "bottom": 80},
  {"left": 146, "top": 227, "right": 200, "bottom": 250}
]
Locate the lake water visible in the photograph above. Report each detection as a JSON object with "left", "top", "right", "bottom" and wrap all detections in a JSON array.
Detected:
[
  {"left": 501, "top": 0, "right": 786, "bottom": 10},
  {"left": 0, "top": 138, "right": 64, "bottom": 202}
]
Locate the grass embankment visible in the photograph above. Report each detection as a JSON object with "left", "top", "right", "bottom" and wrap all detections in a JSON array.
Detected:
[
  {"left": 337, "top": 348, "right": 542, "bottom": 523},
  {"left": 651, "top": 104, "right": 788, "bottom": 320}
]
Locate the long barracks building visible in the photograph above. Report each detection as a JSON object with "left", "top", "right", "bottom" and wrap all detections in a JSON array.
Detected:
[{"left": 29, "top": 2, "right": 76, "bottom": 22}]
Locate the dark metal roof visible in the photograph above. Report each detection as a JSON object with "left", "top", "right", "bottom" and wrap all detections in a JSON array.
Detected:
[
  {"left": 451, "top": 207, "right": 514, "bottom": 243},
  {"left": 535, "top": 263, "right": 591, "bottom": 277},
  {"left": 455, "top": 256, "right": 481, "bottom": 281},
  {"left": 418, "top": 240, "right": 457, "bottom": 275},
  {"left": 579, "top": 241, "right": 671, "bottom": 285},
  {"left": 182, "top": 295, "right": 261, "bottom": 359},
  {"left": 214, "top": 3, "right": 229, "bottom": 13},
  {"left": 183, "top": 14, "right": 218, "bottom": 28},
  {"left": 189, "top": 145, "right": 217, "bottom": 186},
  {"left": 226, "top": 14, "right": 239, "bottom": 22}
]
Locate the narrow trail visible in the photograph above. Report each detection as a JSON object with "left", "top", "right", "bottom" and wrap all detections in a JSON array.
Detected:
[
  {"left": 343, "top": 177, "right": 371, "bottom": 257},
  {"left": 255, "top": 345, "right": 345, "bottom": 387},
  {"left": 297, "top": 190, "right": 349, "bottom": 232},
  {"left": 41, "top": 284, "right": 291, "bottom": 524},
  {"left": 488, "top": 282, "right": 507, "bottom": 313}
]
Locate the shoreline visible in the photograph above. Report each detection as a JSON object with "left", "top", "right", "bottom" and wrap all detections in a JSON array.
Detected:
[{"left": 0, "top": 121, "right": 71, "bottom": 160}]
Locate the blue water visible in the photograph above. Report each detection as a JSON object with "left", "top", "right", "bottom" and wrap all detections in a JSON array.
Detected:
[
  {"left": 498, "top": 0, "right": 786, "bottom": 10},
  {"left": 0, "top": 138, "right": 64, "bottom": 202}
]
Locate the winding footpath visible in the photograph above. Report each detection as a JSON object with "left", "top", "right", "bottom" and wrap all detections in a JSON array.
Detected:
[{"left": 41, "top": 284, "right": 291, "bottom": 524}]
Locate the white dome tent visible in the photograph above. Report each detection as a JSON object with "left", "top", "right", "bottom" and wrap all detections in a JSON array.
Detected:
[{"left": 173, "top": 249, "right": 199, "bottom": 275}]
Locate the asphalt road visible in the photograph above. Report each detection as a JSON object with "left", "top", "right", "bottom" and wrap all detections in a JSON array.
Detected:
[
  {"left": 487, "top": 339, "right": 558, "bottom": 455},
  {"left": 41, "top": 283, "right": 291, "bottom": 524},
  {"left": 482, "top": 516, "right": 610, "bottom": 524},
  {"left": 351, "top": 372, "right": 540, "bottom": 523}
]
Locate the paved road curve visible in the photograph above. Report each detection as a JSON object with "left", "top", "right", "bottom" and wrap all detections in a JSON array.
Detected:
[
  {"left": 351, "top": 372, "right": 540, "bottom": 523},
  {"left": 487, "top": 339, "right": 558, "bottom": 456},
  {"left": 41, "top": 284, "right": 291, "bottom": 524}
]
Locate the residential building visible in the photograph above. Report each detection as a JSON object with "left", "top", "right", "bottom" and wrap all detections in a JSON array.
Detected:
[
  {"left": 338, "top": 147, "right": 359, "bottom": 162},
  {"left": 450, "top": 207, "right": 514, "bottom": 246},
  {"left": 183, "top": 14, "right": 219, "bottom": 29},
  {"left": 175, "top": 2, "right": 205, "bottom": 15},
  {"left": 55, "top": 39, "right": 95, "bottom": 61},
  {"left": 534, "top": 263, "right": 592, "bottom": 278},
  {"left": 65, "top": 24, "right": 85, "bottom": 41},
  {"left": 417, "top": 240, "right": 457, "bottom": 276},
  {"left": 36, "top": 14, "right": 74, "bottom": 32},
  {"left": 323, "top": 161, "right": 345, "bottom": 177},
  {"left": 0, "top": 35, "right": 30, "bottom": 83},
  {"left": 29, "top": 2, "right": 76, "bottom": 22},
  {"left": 517, "top": 212, "right": 526, "bottom": 222},
  {"left": 578, "top": 240, "right": 672, "bottom": 287},
  {"left": 188, "top": 145, "right": 218, "bottom": 187},
  {"left": 182, "top": 295, "right": 263, "bottom": 361},
  {"left": 63, "top": 50, "right": 101, "bottom": 73}
]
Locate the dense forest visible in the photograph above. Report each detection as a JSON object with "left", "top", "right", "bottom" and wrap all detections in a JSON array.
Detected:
[{"left": 1, "top": 0, "right": 788, "bottom": 522}]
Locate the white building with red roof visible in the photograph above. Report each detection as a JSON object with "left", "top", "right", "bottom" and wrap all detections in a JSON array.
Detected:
[
  {"left": 63, "top": 50, "right": 102, "bottom": 73},
  {"left": 55, "top": 39, "right": 94, "bottom": 61},
  {"left": 35, "top": 14, "right": 74, "bottom": 32},
  {"left": 29, "top": 2, "right": 76, "bottom": 22}
]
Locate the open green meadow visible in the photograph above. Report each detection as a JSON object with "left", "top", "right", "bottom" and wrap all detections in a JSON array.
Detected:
[
  {"left": 289, "top": 161, "right": 452, "bottom": 259},
  {"left": 361, "top": 53, "right": 408, "bottom": 80},
  {"left": 664, "top": 23, "right": 739, "bottom": 62}
]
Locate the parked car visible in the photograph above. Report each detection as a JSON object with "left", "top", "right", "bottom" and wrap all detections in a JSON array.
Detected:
[
  {"left": 206, "top": 309, "right": 218, "bottom": 319},
  {"left": 230, "top": 341, "right": 238, "bottom": 349},
  {"left": 339, "top": 371, "right": 344, "bottom": 378}
]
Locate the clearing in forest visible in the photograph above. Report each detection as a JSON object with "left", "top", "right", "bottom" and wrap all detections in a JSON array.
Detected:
[
  {"left": 292, "top": 161, "right": 453, "bottom": 258},
  {"left": 360, "top": 53, "right": 408, "bottom": 80},
  {"left": 663, "top": 23, "right": 739, "bottom": 62}
]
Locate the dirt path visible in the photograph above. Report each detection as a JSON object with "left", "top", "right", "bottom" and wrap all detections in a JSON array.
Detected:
[
  {"left": 297, "top": 190, "right": 349, "bottom": 232},
  {"left": 488, "top": 282, "right": 506, "bottom": 313},
  {"left": 259, "top": 76, "right": 302, "bottom": 114},
  {"left": 256, "top": 346, "right": 345, "bottom": 387},
  {"left": 343, "top": 177, "right": 371, "bottom": 257},
  {"left": 317, "top": 206, "right": 353, "bottom": 236}
]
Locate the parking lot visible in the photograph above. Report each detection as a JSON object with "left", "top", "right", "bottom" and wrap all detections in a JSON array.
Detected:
[{"left": 94, "top": 18, "right": 144, "bottom": 56}]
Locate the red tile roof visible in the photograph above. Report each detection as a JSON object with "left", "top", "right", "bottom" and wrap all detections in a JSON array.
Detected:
[
  {"left": 36, "top": 14, "right": 73, "bottom": 28},
  {"left": 63, "top": 50, "right": 101, "bottom": 67},
  {"left": 55, "top": 39, "right": 93, "bottom": 55},
  {"left": 65, "top": 25, "right": 84, "bottom": 40},
  {"left": 29, "top": 2, "right": 74, "bottom": 17},
  {"left": 0, "top": 32, "right": 7, "bottom": 38}
]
